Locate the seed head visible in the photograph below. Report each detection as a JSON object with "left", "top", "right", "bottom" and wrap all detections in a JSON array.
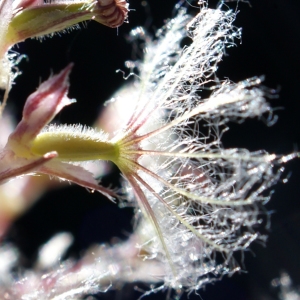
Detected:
[
  {"left": 1, "top": 2, "right": 297, "bottom": 294},
  {"left": 27, "top": 4, "right": 297, "bottom": 290}
]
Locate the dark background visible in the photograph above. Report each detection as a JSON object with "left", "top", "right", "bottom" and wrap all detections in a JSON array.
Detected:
[{"left": 5, "top": 0, "right": 300, "bottom": 299}]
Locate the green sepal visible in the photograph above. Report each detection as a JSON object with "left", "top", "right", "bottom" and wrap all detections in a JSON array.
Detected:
[{"left": 6, "top": 2, "right": 95, "bottom": 45}]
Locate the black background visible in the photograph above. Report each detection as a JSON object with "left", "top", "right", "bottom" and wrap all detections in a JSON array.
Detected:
[{"left": 5, "top": 0, "right": 300, "bottom": 299}]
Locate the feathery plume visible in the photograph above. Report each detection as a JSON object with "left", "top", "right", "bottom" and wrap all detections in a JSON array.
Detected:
[{"left": 26, "top": 3, "right": 297, "bottom": 290}]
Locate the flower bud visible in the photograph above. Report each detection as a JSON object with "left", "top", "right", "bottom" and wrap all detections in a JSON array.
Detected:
[{"left": 6, "top": 0, "right": 128, "bottom": 48}]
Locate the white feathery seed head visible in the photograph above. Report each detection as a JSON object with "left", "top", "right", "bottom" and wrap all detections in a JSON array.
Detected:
[
  {"left": 101, "top": 3, "right": 297, "bottom": 290},
  {"left": 0, "top": 2, "right": 297, "bottom": 299}
]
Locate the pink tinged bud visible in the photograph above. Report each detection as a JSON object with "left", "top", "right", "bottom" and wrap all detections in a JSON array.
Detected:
[
  {"left": 7, "top": 63, "right": 74, "bottom": 153},
  {"left": 0, "top": 65, "right": 72, "bottom": 182}
]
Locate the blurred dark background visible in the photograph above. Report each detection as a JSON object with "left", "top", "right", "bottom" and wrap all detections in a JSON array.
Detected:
[{"left": 5, "top": 0, "right": 300, "bottom": 299}]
